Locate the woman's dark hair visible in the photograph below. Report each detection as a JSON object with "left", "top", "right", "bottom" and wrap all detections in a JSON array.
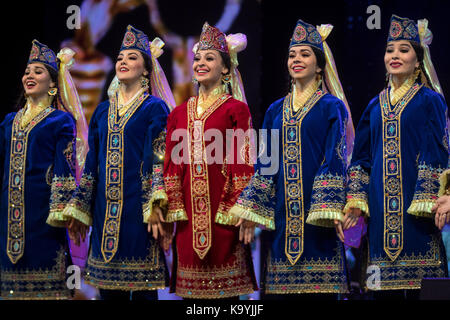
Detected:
[
  {"left": 410, "top": 40, "right": 435, "bottom": 91},
  {"left": 15, "top": 62, "right": 60, "bottom": 111},
  {"left": 285, "top": 45, "right": 328, "bottom": 94},
  {"left": 141, "top": 52, "right": 153, "bottom": 85}
]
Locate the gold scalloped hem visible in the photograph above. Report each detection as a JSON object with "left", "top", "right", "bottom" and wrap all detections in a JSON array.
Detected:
[
  {"left": 84, "top": 278, "right": 166, "bottom": 291},
  {"left": 62, "top": 205, "right": 93, "bottom": 226},
  {"left": 175, "top": 287, "right": 255, "bottom": 299},
  {"left": 143, "top": 190, "right": 169, "bottom": 223},
  {"left": 215, "top": 211, "right": 240, "bottom": 226},
  {"left": 0, "top": 291, "right": 71, "bottom": 300},
  {"left": 265, "top": 285, "right": 348, "bottom": 295},
  {"left": 229, "top": 205, "right": 275, "bottom": 230},
  {"left": 46, "top": 210, "right": 70, "bottom": 227},
  {"left": 306, "top": 209, "right": 344, "bottom": 228},
  {"left": 344, "top": 199, "right": 370, "bottom": 217},
  {"left": 438, "top": 169, "right": 450, "bottom": 196},
  {"left": 407, "top": 200, "right": 435, "bottom": 218},
  {"left": 166, "top": 209, "right": 188, "bottom": 222},
  {"left": 365, "top": 283, "right": 421, "bottom": 291}
]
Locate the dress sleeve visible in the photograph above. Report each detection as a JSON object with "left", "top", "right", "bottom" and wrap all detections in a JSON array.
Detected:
[
  {"left": 62, "top": 106, "right": 102, "bottom": 226},
  {"left": 141, "top": 100, "right": 169, "bottom": 223},
  {"left": 343, "top": 102, "right": 372, "bottom": 217},
  {"left": 163, "top": 107, "right": 188, "bottom": 222},
  {"left": 306, "top": 100, "right": 348, "bottom": 228},
  {"left": 47, "top": 114, "right": 78, "bottom": 227},
  {"left": 407, "top": 93, "right": 449, "bottom": 217},
  {"left": 229, "top": 102, "right": 277, "bottom": 230},
  {"left": 215, "top": 102, "right": 255, "bottom": 226}
]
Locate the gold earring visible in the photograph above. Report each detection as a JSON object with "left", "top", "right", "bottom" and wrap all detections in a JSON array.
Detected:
[
  {"left": 222, "top": 74, "right": 231, "bottom": 84},
  {"left": 48, "top": 88, "right": 57, "bottom": 96}
]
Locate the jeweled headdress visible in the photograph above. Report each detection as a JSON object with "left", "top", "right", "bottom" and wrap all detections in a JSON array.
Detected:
[
  {"left": 387, "top": 15, "right": 444, "bottom": 97},
  {"left": 387, "top": 15, "right": 420, "bottom": 43},
  {"left": 28, "top": 40, "right": 58, "bottom": 71},
  {"left": 120, "top": 25, "right": 152, "bottom": 58},
  {"left": 197, "top": 22, "right": 229, "bottom": 54},
  {"left": 108, "top": 25, "right": 176, "bottom": 110},
  {"left": 289, "top": 19, "right": 323, "bottom": 51}
]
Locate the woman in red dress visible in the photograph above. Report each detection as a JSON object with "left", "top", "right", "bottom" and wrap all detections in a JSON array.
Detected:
[{"left": 151, "top": 22, "right": 258, "bottom": 299}]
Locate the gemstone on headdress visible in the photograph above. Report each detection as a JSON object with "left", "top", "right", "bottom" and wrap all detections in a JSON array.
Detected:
[
  {"left": 197, "top": 22, "right": 229, "bottom": 53},
  {"left": 120, "top": 25, "right": 151, "bottom": 58},
  {"left": 289, "top": 19, "right": 323, "bottom": 51},
  {"left": 28, "top": 40, "right": 58, "bottom": 71},
  {"left": 387, "top": 15, "right": 420, "bottom": 43}
]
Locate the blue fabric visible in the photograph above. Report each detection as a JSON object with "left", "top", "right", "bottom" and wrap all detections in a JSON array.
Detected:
[
  {"left": 0, "top": 108, "right": 76, "bottom": 299},
  {"left": 239, "top": 92, "right": 349, "bottom": 293},
  {"left": 348, "top": 85, "right": 449, "bottom": 290},
  {"left": 73, "top": 94, "right": 170, "bottom": 290}
]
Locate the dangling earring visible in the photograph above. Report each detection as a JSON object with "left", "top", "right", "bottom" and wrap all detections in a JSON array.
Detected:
[
  {"left": 140, "top": 75, "right": 149, "bottom": 88},
  {"left": 48, "top": 87, "right": 57, "bottom": 96},
  {"left": 192, "top": 76, "right": 198, "bottom": 85},
  {"left": 222, "top": 74, "right": 231, "bottom": 85}
]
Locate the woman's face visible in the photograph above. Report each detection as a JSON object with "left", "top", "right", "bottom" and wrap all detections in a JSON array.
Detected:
[
  {"left": 384, "top": 40, "right": 419, "bottom": 79},
  {"left": 116, "top": 49, "right": 147, "bottom": 84},
  {"left": 192, "top": 49, "right": 228, "bottom": 89},
  {"left": 287, "top": 45, "right": 321, "bottom": 84},
  {"left": 22, "top": 63, "right": 54, "bottom": 99}
]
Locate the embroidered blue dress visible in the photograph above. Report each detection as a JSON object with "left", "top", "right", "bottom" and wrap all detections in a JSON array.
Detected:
[
  {"left": 64, "top": 91, "right": 170, "bottom": 291},
  {"left": 345, "top": 84, "right": 449, "bottom": 290},
  {"left": 0, "top": 107, "right": 77, "bottom": 300},
  {"left": 232, "top": 90, "right": 350, "bottom": 294}
]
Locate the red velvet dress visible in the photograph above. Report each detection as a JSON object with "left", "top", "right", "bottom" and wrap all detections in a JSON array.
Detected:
[{"left": 163, "top": 93, "right": 257, "bottom": 299}]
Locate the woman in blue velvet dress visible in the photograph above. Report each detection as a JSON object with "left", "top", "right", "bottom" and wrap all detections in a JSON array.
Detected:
[
  {"left": 0, "top": 40, "right": 87, "bottom": 300},
  {"left": 343, "top": 15, "right": 449, "bottom": 299},
  {"left": 63, "top": 25, "right": 174, "bottom": 300},
  {"left": 230, "top": 20, "right": 354, "bottom": 299}
]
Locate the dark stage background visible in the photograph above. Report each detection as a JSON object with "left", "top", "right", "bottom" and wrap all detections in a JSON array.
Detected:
[{"left": 2, "top": 0, "right": 449, "bottom": 128}]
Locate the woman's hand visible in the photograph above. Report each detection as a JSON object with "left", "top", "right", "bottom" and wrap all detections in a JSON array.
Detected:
[
  {"left": 342, "top": 208, "right": 362, "bottom": 230},
  {"left": 235, "top": 218, "right": 256, "bottom": 245},
  {"left": 67, "top": 218, "right": 89, "bottom": 246},
  {"left": 147, "top": 206, "right": 173, "bottom": 251},
  {"left": 433, "top": 195, "right": 450, "bottom": 230},
  {"left": 334, "top": 219, "right": 345, "bottom": 243}
]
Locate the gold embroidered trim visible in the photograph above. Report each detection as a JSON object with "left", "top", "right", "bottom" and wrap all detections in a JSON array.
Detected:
[
  {"left": 101, "top": 91, "right": 148, "bottom": 262},
  {"left": 174, "top": 245, "right": 255, "bottom": 299},
  {"left": 1, "top": 247, "right": 70, "bottom": 300},
  {"left": 379, "top": 83, "right": 423, "bottom": 261},
  {"left": 306, "top": 209, "right": 344, "bottom": 228},
  {"left": 282, "top": 90, "right": 325, "bottom": 265},
  {"left": 229, "top": 204, "right": 275, "bottom": 230},
  {"left": 187, "top": 94, "right": 231, "bottom": 259},
  {"left": 343, "top": 199, "right": 370, "bottom": 217},
  {"left": 7, "top": 107, "right": 55, "bottom": 264},
  {"left": 62, "top": 204, "right": 93, "bottom": 226}
]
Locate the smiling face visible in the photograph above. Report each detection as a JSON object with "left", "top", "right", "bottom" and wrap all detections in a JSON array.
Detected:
[
  {"left": 22, "top": 63, "right": 55, "bottom": 100},
  {"left": 384, "top": 40, "right": 419, "bottom": 80},
  {"left": 287, "top": 45, "right": 321, "bottom": 85},
  {"left": 115, "top": 49, "right": 148, "bottom": 85},
  {"left": 192, "top": 49, "right": 229, "bottom": 89}
]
